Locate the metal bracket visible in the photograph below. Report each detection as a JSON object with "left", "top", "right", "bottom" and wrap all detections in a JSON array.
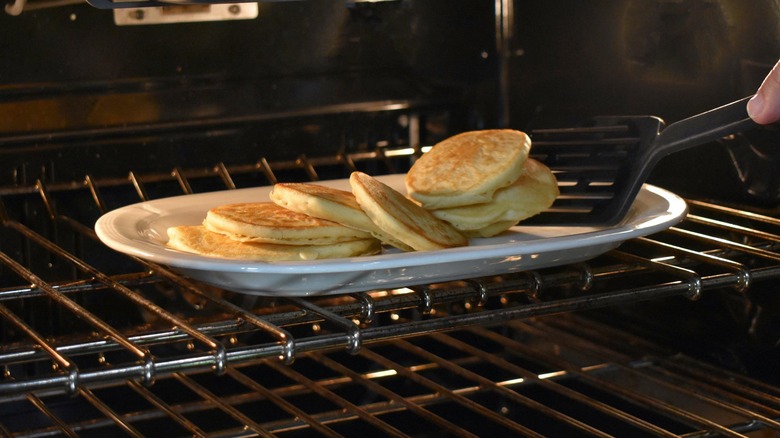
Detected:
[{"left": 113, "top": 1, "right": 257, "bottom": 25}]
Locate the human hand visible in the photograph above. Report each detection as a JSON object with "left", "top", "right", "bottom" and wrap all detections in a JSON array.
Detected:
[{"left": 747, "top": 59, "right": 780, "bottom": 125}]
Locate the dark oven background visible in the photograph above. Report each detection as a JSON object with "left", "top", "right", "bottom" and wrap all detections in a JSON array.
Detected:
[
  {"left": 3, "top": 0, "right": 780, "bottom": 201},
  {"left": 0, "top": 0, "right": 779, "bottom": 435},
  {"left": 1, "top": 0, "right": 779, "bottom": 378},
  {"left": 0, "top": 0, "right": 499, "bottom": 184},
  {"left": 509, "top": 1, "right": 780, "bottom": 208}
]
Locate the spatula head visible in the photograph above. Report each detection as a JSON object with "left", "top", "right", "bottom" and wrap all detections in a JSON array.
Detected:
[{"left": 522, "top": 116, "right": 664, "bottom": 227}]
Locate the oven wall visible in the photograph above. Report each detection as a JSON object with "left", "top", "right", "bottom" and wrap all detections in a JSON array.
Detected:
[
  {"left": 4, "top": 0, "right": 780, "bottom": 180},
  {"left": 507, "top": 0, "right": 780, "bottom": 383},
  {"left": 0, "top": 1, "right": 500, "bottom": 183},
  {"left": 509, "top": 0, "right": 780, "bottom": 123},
  {"left": 508, "top": 0, "right": 780, "bottom": 205}
]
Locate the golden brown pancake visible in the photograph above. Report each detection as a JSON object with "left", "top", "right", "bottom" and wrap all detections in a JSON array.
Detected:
[
  {"left": 270, "top": 182, "right": 414, "bottom": 251},
  {"left": 350, "top": 171, "right": 467, "bottom": 251},
  {"left": 166, "top": 225, "right": 381, "bottom": 261},
  {"left": 430, "top": 159, "right": 559, "bottom": 236},
  {"left": 204, "top": 202, "right": 372, "bottom": 245},
  {"left": 405, "top": 129, "right": 531, "bottom": 209},
  {"left": 466, "top": 220, "right": 519, "bottom": 238}
]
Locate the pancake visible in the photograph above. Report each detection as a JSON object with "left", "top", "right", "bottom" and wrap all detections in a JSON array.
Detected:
[
  {"left": 349, "top": 171, "right": 467, "bottom": 251},
  {"left": 430, "top": 159, "right": 559, "bottom": 236},
  {"left": 465, "top": 220, "right": 518, "bottom": 238},
  {"left": 270, "top": 182, "right": 414, "bottom": 251},
  {"left": 167, "top": 225, "right": 381, "bottom": 261},
  {"left": 204, "top": 202, "right": 372, "bottom": 245},
  {"left": 405, "top": 129, "right": 531, "bottom": 209}
]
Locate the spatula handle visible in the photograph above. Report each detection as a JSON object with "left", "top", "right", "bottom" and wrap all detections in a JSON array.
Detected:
[{"left": 651, "top": 95, "right": 758, "bottom": 158}]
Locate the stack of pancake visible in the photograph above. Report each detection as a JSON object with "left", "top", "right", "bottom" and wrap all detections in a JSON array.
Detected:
[
  {"left": 166, "top": 171, "right": 468, "bottom": 261},
  {"left": 166, "top": 202, "right": 382, "bottom": 261},
  {"left": 166, "top": 129, "right": 558, "bottom": 261},
  {"left": 405, "top": 129, "right": 559, "bottom": 237},
  {"left": 270, "top": 173, "right": 467, "bottom": 252}
]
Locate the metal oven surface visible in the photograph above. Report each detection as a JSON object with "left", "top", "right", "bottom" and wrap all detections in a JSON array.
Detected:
[
  {"left": 0, "top": 0, "right": 779, "bottom": 436},
  {"left": 0, "top": 147, "right": 778, "bottom": 436}
]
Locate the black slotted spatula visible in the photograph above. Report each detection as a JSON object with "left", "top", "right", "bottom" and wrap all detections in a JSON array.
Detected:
[{"left": 525, "top": 95, "right": 759, "bottom": 226}]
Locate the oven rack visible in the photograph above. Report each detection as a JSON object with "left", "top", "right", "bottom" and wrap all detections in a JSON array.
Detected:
[
  {"left": 0, "top": 149, "right": 779, "bottom": 435},
  {"left": 0, "top": 313, "right": 777, "bottom": 436}
]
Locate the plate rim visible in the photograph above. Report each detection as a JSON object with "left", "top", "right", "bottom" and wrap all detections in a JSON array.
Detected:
[{"left": 94, "top": 176, "right": 688, "bottom": 277}]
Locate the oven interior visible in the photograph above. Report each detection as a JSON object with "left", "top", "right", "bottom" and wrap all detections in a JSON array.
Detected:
[{"left": 0, "top": 1, "right": 779, "bottom": 436}]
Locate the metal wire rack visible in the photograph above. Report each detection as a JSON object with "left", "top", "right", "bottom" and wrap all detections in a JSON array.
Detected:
[{"left": 0, "top": 147, "right": 779, "bottom": 436}]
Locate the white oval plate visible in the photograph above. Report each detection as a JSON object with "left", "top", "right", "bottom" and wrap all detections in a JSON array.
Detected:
[{"left": 95, "top": 175, "right": 687, "bottom": 296}]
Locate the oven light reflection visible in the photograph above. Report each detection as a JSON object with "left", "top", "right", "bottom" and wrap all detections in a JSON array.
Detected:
[
  {"left": 364, "top": 369, "right": 398, "bottom": 379},
  {"left": 497, "top": 369, "right": 573, "bottom": 387},
  {"left": 369, "top": 287, "right": 414, "bottom": 298},
  {"left": 520, "top": 364, "right": 609, "bottom": 383},
  {"left": 383, "top": 146, "right": 432, "bottom": 157},
  {"left": 360, "top": 365, "right": 609, "bottom": 388},
  {"left": 384, "top": 147, "right": 415, "bottom": 157}
]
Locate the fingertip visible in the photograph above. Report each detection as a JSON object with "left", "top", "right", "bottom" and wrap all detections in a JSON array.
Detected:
[{"left": 747, "top": 94, "right": 765, "bottom": 123}]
